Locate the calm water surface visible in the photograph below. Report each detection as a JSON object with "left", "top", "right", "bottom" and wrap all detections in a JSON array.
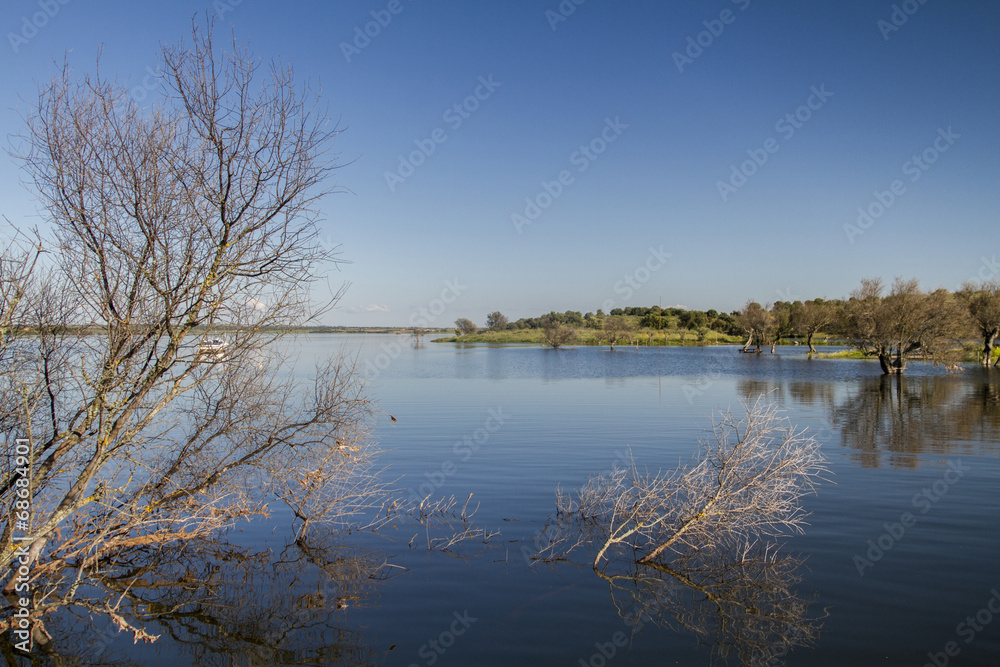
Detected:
[{"left": 125, "top": 336, "right": 1000, "bottom": 665}]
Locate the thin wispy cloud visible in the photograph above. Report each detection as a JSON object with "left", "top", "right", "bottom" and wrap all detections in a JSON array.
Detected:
[{"left": 348, "top": 304, "right": 390, "bottom": 314}]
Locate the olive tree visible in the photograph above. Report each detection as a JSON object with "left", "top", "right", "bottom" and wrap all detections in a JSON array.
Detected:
[
  {"left": 485, "top": 311, "right": 508, "bottom": 331},
  {"left": 603, "top": 315, "right": 632, "bottom": 351},
  {"left": 454, "top": 318, "right": 477, "bottom": 336},
  {"left": 736, "top": 301, "right": 771, "bottom": 353},
  {"left": 0, "top": 20, "right": 384, "bottom": 647},
  {"left": 844, "top": 277, "right": 964, "bottom": 374},
  {"left": 542, "top": 319, "right": 577, "bottom": 348},
  {"left": 792, "top": 299, "right": 833, "bottom": 354},
  {"left": 958, "top": 281, "right": 1000, "bottom": 367}
]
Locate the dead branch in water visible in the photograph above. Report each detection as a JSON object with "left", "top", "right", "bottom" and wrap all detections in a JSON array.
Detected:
[{"left": 547, "top": 398, "right": 826, "bottom": 569}]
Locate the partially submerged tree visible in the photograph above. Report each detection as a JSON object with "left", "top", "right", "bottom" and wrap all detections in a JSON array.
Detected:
[
  {"left": 958, "top": 280, "right": 1000, "bottom": 367},
  {"left": 769, "top": 302, "right": 795, "bottom": 353},
  {"left": 736, "top": 301, "right": 771, "bottom": 353},
  {"left": 792, "top": 299, "right": 833, "bottom": 353},
  {"left": 542, "top": 318, "right": 577, "bottom": 348},
  {"left": 603, "top": 315, "right": 632, "bottom": 351},
  {"left": 844, "top": 277, "right": 965, "bottom": 374},
  {"left": 534, "top": 400, "right": 826, "bottom": 569},
  {"left": 0, "top": 18, "right": 385, "bottom": 647},
  {"left": 531, "top": 400, "right": 826, "bottom": 664}
]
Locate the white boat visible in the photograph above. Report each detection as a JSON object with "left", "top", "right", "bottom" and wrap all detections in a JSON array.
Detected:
[{"left": 198, "top": 337, "right": 228, "bottom": 356}]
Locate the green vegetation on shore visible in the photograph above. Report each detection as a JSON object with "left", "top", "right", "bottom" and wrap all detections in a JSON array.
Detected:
[
  {"left": 432, "top": 330, "right": 743, "bottom": 346},
  {"left": 435, "top": 318, "right": 742, "bottom": 347},
  {"left": 813, "top": 349, "right": 871, "bottom": 360}
]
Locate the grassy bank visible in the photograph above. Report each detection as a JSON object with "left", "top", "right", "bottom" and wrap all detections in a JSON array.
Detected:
[
  {"left": 432, "top": 327, "right": 743, "bottom": 346},
  {"left": 813, "top": 349, "right": 871, "bottom": 360}
]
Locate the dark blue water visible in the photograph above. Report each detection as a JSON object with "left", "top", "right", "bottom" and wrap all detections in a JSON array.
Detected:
[{"left": 91, "top": 337, "right": 1000, "bottom": 666}]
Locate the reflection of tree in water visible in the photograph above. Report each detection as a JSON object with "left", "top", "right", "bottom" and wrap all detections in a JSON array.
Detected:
[
  {"left": 829, "top": 374, "right": 1000, "bottom": 468},
  {"left": 947, "top": 373, "right": 1000, "bottom": 444},
  {"left": 595, "top": 545, "right": 821, "bottom": 666},
  {"left": 734, "top": 379, "right": 839, "bottom": 412},
  {"left": 737, "top": 374, "right": 1000, "bottom": 468},
  {"left": 785, "top": 381, "right": 836, "bottom": 409},
  {"left": 0, "top": 535, "right": 391, "bottom": 666},
  {"left": 737, "top": 379, "right": 785, "bottom": 405}
]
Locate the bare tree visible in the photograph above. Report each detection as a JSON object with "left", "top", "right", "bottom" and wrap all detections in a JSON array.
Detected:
[
  {"left": 531, "top": 400, "right": 826, "bottom": 665},
  {"left": 1, "top": 18, "right": 385, "bottom": 647},
  {"left": 958, "top": 280, "right": 1000, "bottom": 367},
  {"left": 844, "top": 277, "right": 965, "bottom": 374},
  {"left": 535, "top": 400, "right": 826, "bottom": 569}
]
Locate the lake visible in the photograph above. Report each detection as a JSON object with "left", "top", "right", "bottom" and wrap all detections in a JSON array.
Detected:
[{"left": 69, "top": 336, "right": 1000, "bottom": 666}]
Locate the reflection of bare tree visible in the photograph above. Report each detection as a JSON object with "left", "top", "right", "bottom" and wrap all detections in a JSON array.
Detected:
[
  {"left": 828, "top": 375, "right": 999, "bottom": 468},
  {"left": 596, "top": 546, "right": 821, "bottom": 666},
  {"left": 1, "top": 535, "right": 391, "bottom": 666}
]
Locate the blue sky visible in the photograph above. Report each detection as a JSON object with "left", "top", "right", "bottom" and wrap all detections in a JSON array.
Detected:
[{"left": 1, "top": 0, "right": 997, "bottom": 327}]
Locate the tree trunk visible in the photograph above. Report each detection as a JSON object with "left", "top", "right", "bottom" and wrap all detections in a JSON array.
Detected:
[
  {"left": 878, "top": 352, "right": 905, "bottom": 375},
  {"left": 770, "top": 340, "right": 777, "bottom": 354},
  {"left": 984, "top": 333, "right": 996, "bottom": 368},
  {"left": 806, "top": 332, "right": 816, "bottom": 354},
  {"left": 742, "top": 334, "right": 753, "bottom": 352}
]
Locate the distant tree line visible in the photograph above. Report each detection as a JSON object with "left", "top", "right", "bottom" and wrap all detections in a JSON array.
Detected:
[
  {"left": 736, "top": 278, "right": 1000, "bottom": 375},
  {"left": 495, "top": 306, "right": 743, "bottom": 337},
  {"left": 450, "top": 277, "right": 1000, "bottom": 375}
]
